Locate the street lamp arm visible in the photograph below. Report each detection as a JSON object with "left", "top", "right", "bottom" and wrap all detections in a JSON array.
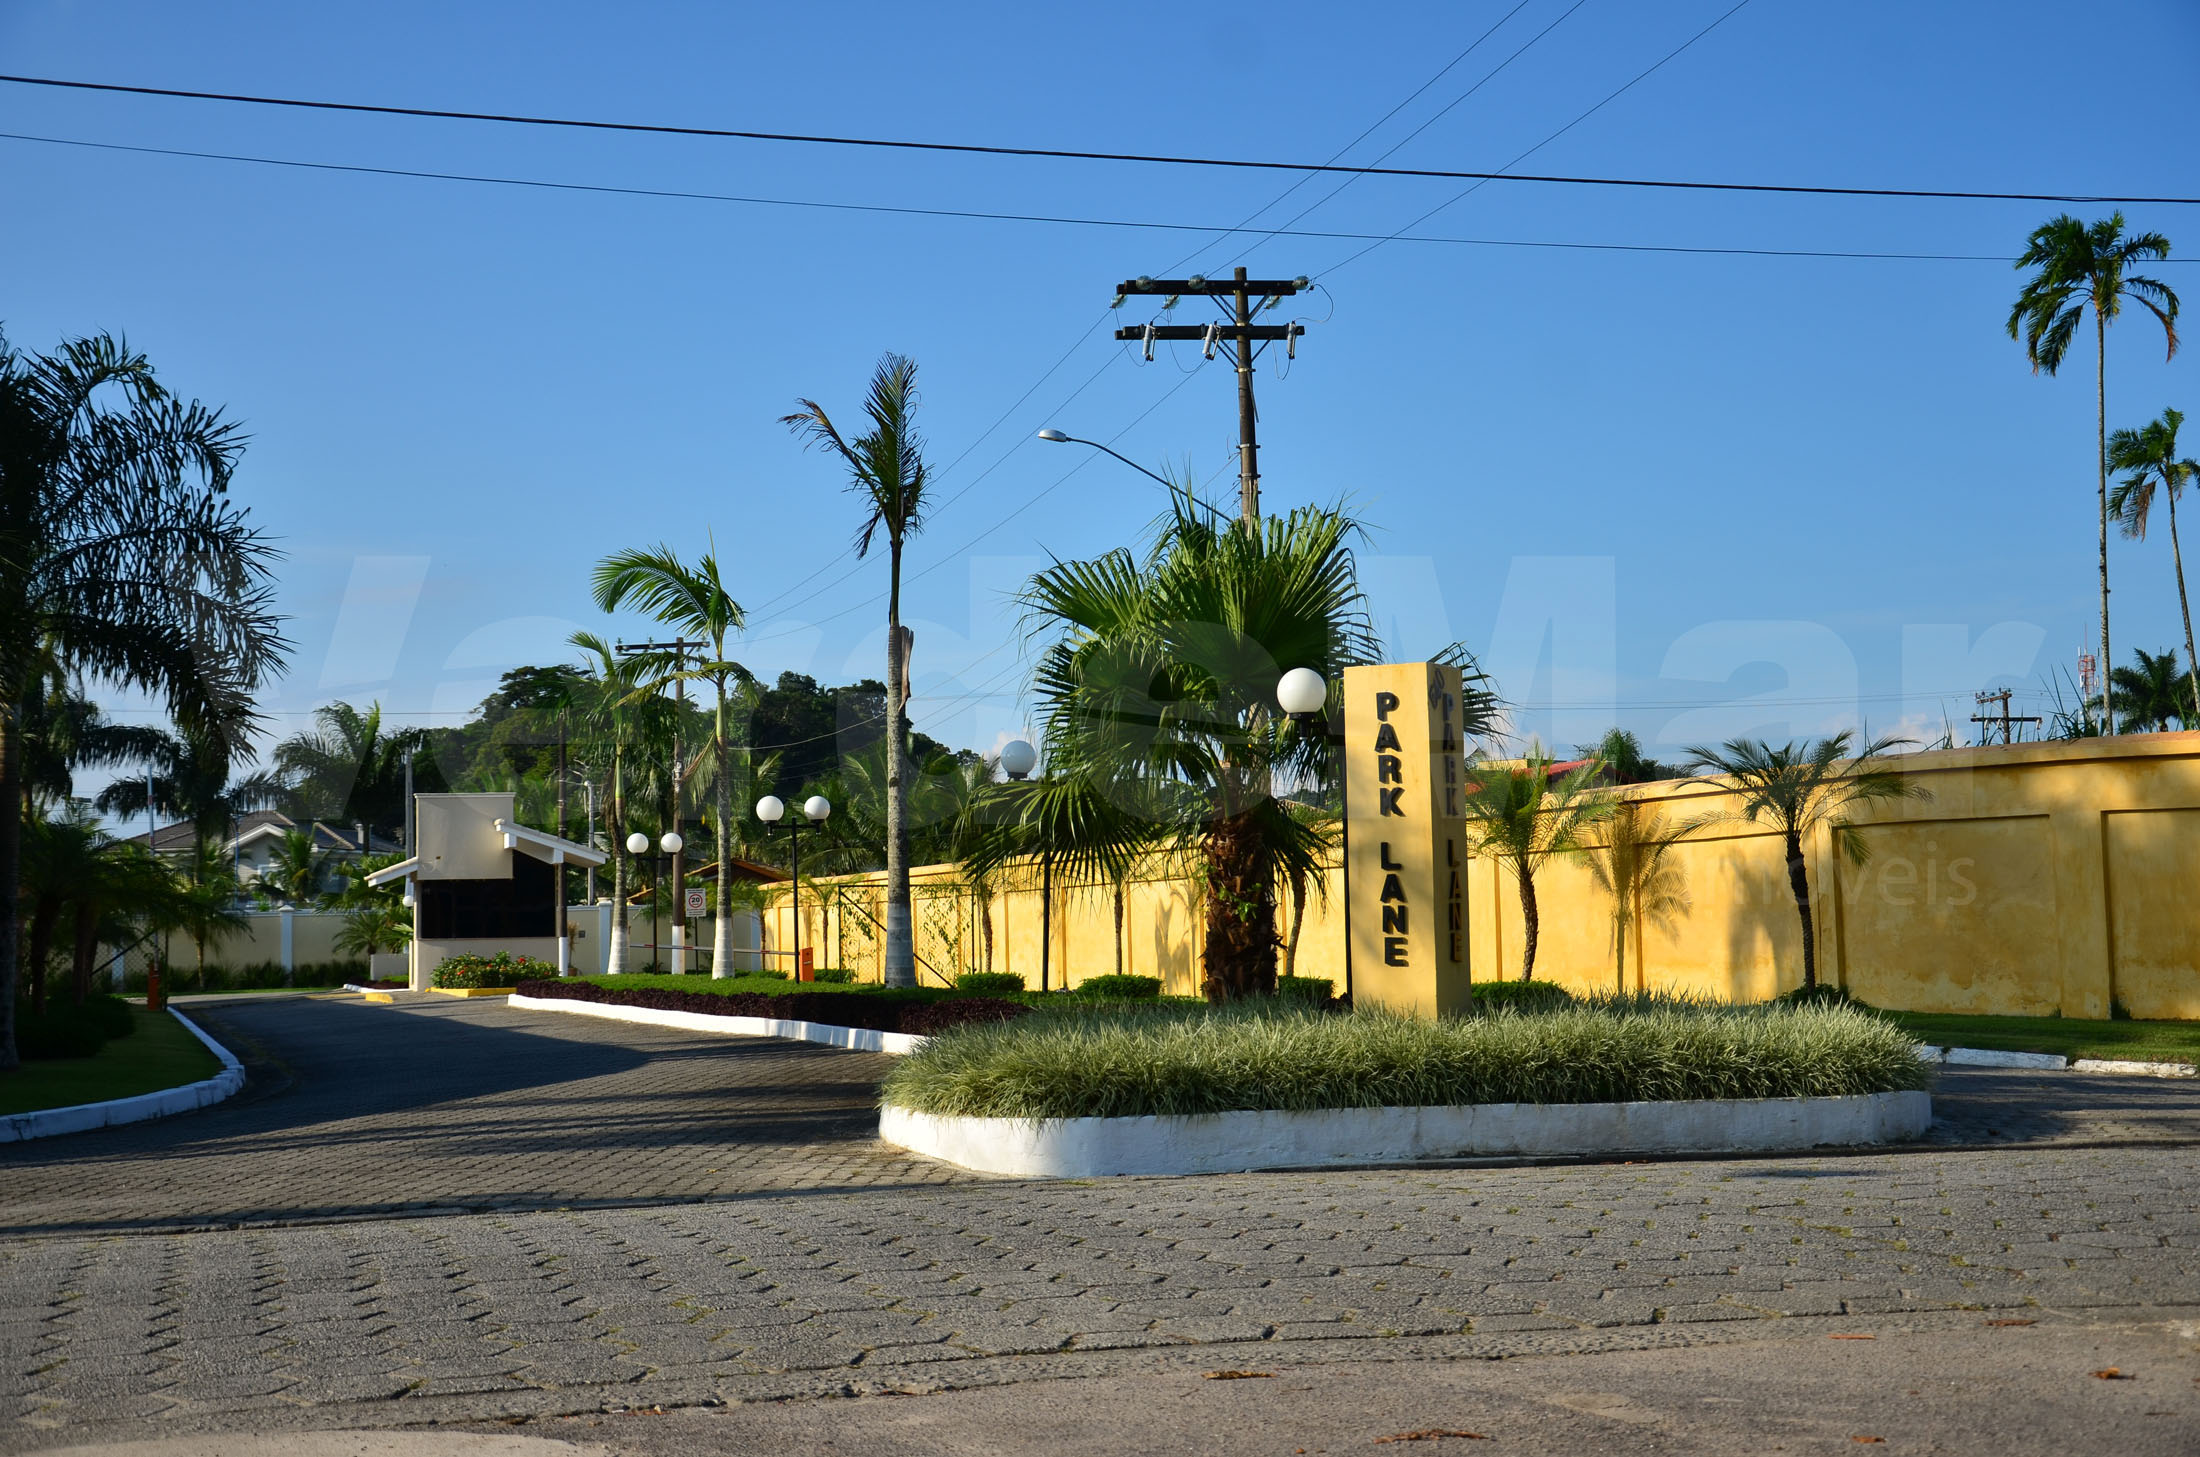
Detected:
[{"left": 1039, "top": 430, "right": 1231, "bottom": 523}]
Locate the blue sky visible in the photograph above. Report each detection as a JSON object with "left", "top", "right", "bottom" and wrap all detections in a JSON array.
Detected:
[{"left": 7, "top": 0, "right": 2198, "bottom": 785}]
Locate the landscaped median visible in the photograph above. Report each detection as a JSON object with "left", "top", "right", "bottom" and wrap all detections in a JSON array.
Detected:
[
  {"left": 1, "top": 1006, "right": 244, "bottom": 1141},
  {"left": 876, "top": 1000, "right": 1936, "bottom": 1177}
]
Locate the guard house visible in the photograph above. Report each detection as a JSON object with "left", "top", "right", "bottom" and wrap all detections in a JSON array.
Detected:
[{"left": 365, "top": 792, "right": 606, "bottom": 990}]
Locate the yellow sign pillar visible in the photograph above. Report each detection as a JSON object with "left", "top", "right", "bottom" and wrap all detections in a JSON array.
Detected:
[{"left": 1343, "top": 662, "right": 1472, "bottom": 1016}]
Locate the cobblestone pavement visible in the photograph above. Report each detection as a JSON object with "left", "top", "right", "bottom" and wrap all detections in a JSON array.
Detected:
[
  {"left": 1, "top": 1144, "right": 2196, "bottom": 1445},
  {"left": 4, "top": 994, "right": 2199, "bottom": 1448},
  {"left": 0, "top": 996, "right": 964, "bottom": 1237}
]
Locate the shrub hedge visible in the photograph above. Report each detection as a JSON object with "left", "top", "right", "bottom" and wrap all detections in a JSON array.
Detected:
[
  {"left": 1070, "top": 974, "right": 1163, "bottom": 1001},
  {"left": 514, "top": 978, "right": 1029, "bottom": 1036},
  {"left": 1470, "top": 980, "right": 1575, "bottom": 1012},
  {"left": 14, "top": 994, "right": 138, "bottom": 1060},
  {"left": 434, "top": 952, "right": 554, "bottom": 990},
  {"left": 120, "top": 960, "right": 370, "bottom": 995},
  {"left": 954, "top": 971, "right": 1026, "bottom": 996},
  {"left": 881, "top": 998, "right": 1933, "bottom": 1120}
]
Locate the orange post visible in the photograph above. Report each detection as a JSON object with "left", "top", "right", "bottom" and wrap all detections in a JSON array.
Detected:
[{"left": 797, "top": 948, "right": 814, "bottom": 982}]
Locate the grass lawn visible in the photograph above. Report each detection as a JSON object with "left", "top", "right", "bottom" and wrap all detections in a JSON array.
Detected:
[
  {"left": 1883, "top": 1011, "right": 2200, "bottom": 1066},
  {"left": 0, "top": 1008, "right": 223, "bottom": 1116}
]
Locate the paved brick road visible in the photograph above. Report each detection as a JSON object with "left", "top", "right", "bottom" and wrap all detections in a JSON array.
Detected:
[
  {"left": 0, "top": 996, "right": 963, "bottom": 1237},
  {"left": 3, "top": 994, "right": 2197, "bottom": 1449}
]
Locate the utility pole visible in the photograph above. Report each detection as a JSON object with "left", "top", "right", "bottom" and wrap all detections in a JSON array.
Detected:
[
  {"left": 1113, "top": 267, "right": 1310, "bottom": 527},
  {"left": 402, "top": 750, "right": 415, "bottom": 856},
  {"left": 555, "top": 717, "right": 568, "bottom": 964},
  {"left": 617, "top": 636, "right": 702, "bottom": 972},
  {"left": 1970, "top": 689, "right": 2042, "bottom": 746}
]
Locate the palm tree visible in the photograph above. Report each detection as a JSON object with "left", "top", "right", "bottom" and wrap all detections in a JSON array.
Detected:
[
  {"left": 273, "top": 701, "right": 435, "bottom": 835},
  {"left": 1580, "top": 798, "right": 1698, "bottom": 996},
  {"left": 2108, "top": 408, "right": 2200, "bottom": 721},
  {"left": 564, "top": 632, "right": 676, "bottom": 973},
  {"left": 168, "top": 839, "right": 249, "bottom": 979},
  {"left": 264, "top": 829, "right": 332, "bottom": 906},
  {"left": 2008, "top": 214, "right": 2180, "bottom": 736},
  {"left": 592, "top": 545, "right": 750, "bottom": 978},
  {"left": 94, "top": 722, "right": 282, "bottom": 863},
  {"left": 783, "top": 355, "right": 932, "bottom": 987},
  {"left": 334, "top": 901, "right": 411, "bottom": 959},
  {"left": 1683, "top": 733, "right": 1926, "bottom": 993},
  {"left": 1460, "top": 753, "right": 1611, "bottom": 983},
  {"left": 1006, "top": 499, "right": 1387, "bottom": 1001},
  {"left": 2110, "top": 647, "right": 2188, "bottom": 732},
  {"left": 0, "top": 330, "right": 287, "bottom": 1070}
]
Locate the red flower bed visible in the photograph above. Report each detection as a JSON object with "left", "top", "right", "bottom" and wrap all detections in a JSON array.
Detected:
[{"left": 511, "top": 979, "right": 1028, "bottom": 1037}]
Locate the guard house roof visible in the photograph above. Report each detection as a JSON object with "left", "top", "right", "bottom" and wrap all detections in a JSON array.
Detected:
[{"left": 362, "top": 818, "right": 605, "bottom": 887}]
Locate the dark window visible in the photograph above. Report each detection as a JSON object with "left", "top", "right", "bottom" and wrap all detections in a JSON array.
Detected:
[{"left": 417, "top": 854, "right": 555, "bottom": 940}]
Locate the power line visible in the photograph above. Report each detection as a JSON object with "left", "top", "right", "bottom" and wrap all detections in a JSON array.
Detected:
[
  {"left": 4, "top": 72, "right": 2193, "bottom": 205},
  {"left": 1326, "top": 0, "right": 1759, "bottom": 277},
  {"left": 8, "top": 132, "right": 2162, "bottom": 267}
]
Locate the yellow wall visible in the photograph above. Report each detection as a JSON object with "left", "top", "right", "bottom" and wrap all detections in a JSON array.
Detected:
[{"left": 764, "top": 734, "right": 2200, "bottom": 1020}]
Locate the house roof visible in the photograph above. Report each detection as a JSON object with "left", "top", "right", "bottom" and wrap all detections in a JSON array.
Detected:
[
  {"left": 685, "top": 856, "right": 791, "bottom": 884},
  {"left": 123, "top": 809, "right": 402, "bottom": 857}
]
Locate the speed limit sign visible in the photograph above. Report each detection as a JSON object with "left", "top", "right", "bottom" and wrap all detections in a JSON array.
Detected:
[{"left": 684, "top": 888, "right": 707, "bottom": 917}]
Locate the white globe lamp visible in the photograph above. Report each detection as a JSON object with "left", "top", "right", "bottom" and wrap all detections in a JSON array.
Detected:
[
  {"left": 1277, "top": 667, "right": 1328, "bottom": 716},
  {"left": 1000, "top": 738, "right": 1038, "bottom": 781},
  {"left": 624, "top": 831, "right": 650, "bottom": 855},
  {"left": 803, "top": 795, "right": 832, "bottom": 824},
  {"left": 659, "top": 831, "right": 684, "bottom": 856},
  {"left": 754, "top": 795, "right": 785, "bottom": 825}
]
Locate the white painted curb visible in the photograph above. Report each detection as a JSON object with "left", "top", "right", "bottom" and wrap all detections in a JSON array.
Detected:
[
  {"left": 0, "top": 1008, "right": 246, "bottom": 1143},
  {"left": 2071, "top": 1057, "right": 2197, "bottom": 1078},
  {"left": 880, "top": 1090, "right": 1935, "bottom": 1178},
  {"left": 509, "top": 992, "right": 930, "bottom": 1055},
  {"left": 1941, "top": 1046, "right": 2067, "bottom": 1070}
]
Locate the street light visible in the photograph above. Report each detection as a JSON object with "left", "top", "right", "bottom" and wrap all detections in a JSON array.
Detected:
[
  {"left": 623, "top": 831, "right": 683, "bottom": 972},
  {"left": 1036, "top": 428, "right": 1229, "bottom": 522},
  {"left": 997, "top": 737, "right": 1057, "bottom": 989},
  {"left": 1276, "top": 668, "right": 1348, "bottom": 1003},
  {"left": 758, "top": 794, "right": 830, "bottom": 979},
  {"left": 1277, "top": 666, "right": 1328, "bottom": 717}
]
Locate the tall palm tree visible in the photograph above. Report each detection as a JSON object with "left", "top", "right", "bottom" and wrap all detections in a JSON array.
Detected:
[
  {"left": 1683, "top": 733, "right": 1925, "bottom": 993},
  {"left": 1460, "top": 753, "right": 1611, "bottom": 983},
  {"left": 592, "top": 544, "right": 749, "bottom": 977},
  {"left": 2108, "top": 408, "right": 2200, "bottom": 721},
  {"left": 565, "top": 632, "right": 660, "bottom": 974},
  {"left": 783, "top": 355, "right": 931, "bottom": 987},
  {"left": 0, "top": 329, "right": 286, "bottom": 1070},
  {"left": 2008, "top": 214, "right": 2179, "bottom": 736},
  {"left": 264, "top": 828, "right": 332, "bottom": 906},
  {"left": 272, "top": 701, "right": 434, "bottom": 835},
  {"left": 1579, "top": 798, "right": 1698, "bottom": 996},
  {"left": 1005, "top": 499, "right": 1386, "bottom": 1001},
  {"left": 2109, "top": 647, "right": 2188, "bottom": 732}
]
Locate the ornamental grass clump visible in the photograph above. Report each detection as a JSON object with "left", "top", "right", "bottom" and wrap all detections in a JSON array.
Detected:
[{"left": 879, "top": 998, "right": 1931, "bottom": 1121}]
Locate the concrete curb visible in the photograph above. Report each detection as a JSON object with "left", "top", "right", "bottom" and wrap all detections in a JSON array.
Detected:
[
  {"left": 2070, "top": 1057, "right": 2198, "bottom": 1078},
  {"left": 880, "top": 1090, "right": 1935, "bottom": 1178},
  {"left": 0, "top": 1008, "right": 246, "bottom": 1143},
  {"left": 1918, "top": 1045, "right": 2196, "bottom": 1076},
  {"left": 508, "top": 991, "right": 929, "bottom": 1055}
]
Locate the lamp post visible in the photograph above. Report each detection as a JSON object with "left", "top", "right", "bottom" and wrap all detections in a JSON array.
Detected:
[
  {"left": 1036, "top": 429, "right": 1230, "bottom": 523},
  {"left": 757, "top": 794, "right": 830, "bottom": 978},
  {"left": 1000, "top": 738, "right": 1055, "bottom": 991},
  {"left": 625, "top": 830, "right": 683, "bottom": 972},
  {"left": 1275, "top": 668, "right": 1340, "bottom": 998}
]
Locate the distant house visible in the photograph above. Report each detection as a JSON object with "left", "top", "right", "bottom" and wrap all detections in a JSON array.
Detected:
[
  {"left": 123, "top": 810, "right": 402, "bottom": 897},
  {"left": 366, "top": 792, "right": 605, "bottom": 990}
]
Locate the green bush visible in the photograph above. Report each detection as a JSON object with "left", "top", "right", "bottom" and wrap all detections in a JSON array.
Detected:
[
  {"left": 954, "top": 971, "right": 1026, "bottom": 996},
  {"left": 1777, "top": 984, "right": 1871, "bottom": 1010},
  {"left": 13, "top": 996, "right": 135, "bottom": 1060},
  {"left": 119, "top": 960, "right": 369, "bottom": 994},
  {"left": 433, "top": 952, "right": 553, "bottom": 990},
  {"left": 810, "top": 967, "right": 857, "bottom": 984},
  {"left": 881, "top": 997, "right": 1933, "bottom": 1120},
  {"left": 1472, "top": 979, "right": 1574, "bottom": 1012},
  {"left": 742, "top": 967, "right": 790, "bottom": 980},
  {"left": 1073, "top": 974, "right": 1163, "bottom": 1000},
  {"left": 1274, "top": 975, "right": 1334, "bottom": 1006}
]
